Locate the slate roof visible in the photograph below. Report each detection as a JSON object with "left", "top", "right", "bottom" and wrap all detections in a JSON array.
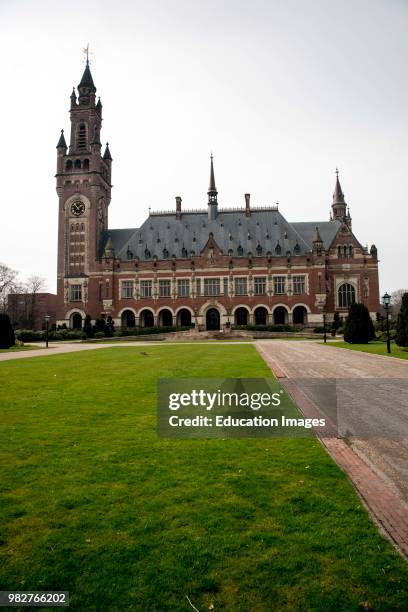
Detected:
[{"left": 100, "top": 208, "right": 342, "bottom": 261}]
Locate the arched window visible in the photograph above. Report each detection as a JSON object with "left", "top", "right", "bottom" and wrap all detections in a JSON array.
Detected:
[
  {"left": 275, "top": 242, "right": 281, "bottom": 255},
  {"left": 181, "top": 247, "right": 188, "bottom": 258},
  {"left": 77, "top": 123, "right": 87, "bottom": 151},
  {"left": 144, "top": 248, "right": 151, "bottom": 259},
  {"left": 294, "top": 243, "right": 300, "bottom": 255},
  {"left": 237, "top": 245, "right": 243, "bottom": 256},
  {"left": 74, "top": 159, "right": 81, "bottom": 169},
  {"left": 66, "top": 160, "right": 73, "bottom": 172},
  {"left": 256, "top": 244, "right": 262, "bottom": 256},
  {"left": 338, "top": 283, "right": 356, "bottom": 308},
  {"left": 83, "top": 159, "right": 90, "bottom": 171}
]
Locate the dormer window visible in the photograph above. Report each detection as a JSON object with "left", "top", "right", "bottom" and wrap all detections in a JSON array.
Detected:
[
  {"left": 275, "top": 243, "right": 282, "bottom": 255},
  {"left": 163, "top": 248, "right": 169, "bottom": 258},
  {"left": 294, "top": 243, "right": 300, "bottom": 255},
  {"left": 237, "top": 245, "right": 243, "bottom": 256},
  {"left": 144, "top": 248, "right": 151, "bottom": 259},
  {"left": 256, "top": 244, "right": 262, "bottom": 256}
]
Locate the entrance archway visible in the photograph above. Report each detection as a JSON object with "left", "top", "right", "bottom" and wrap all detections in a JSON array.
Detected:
[
  {"left": 177, "top": 308, "right": 192, "bottom": 327},
  {"left": 121, "top": 309, "right": 135, "bottom": 329},
  {"left": 71, "top": 312, "right": 82, "bottom": 330},
  {"left": 206, "top": 308, "right": 220, "bottom": 330},
  {"left": 139, "top": 309, "right": 154, "bottom": 328},
  {"left": 254, "top": 306, "right": 268, "bottom": 326},
  {"left": 273, "top": 306, "right": 288, "bottom": 325},
  {"left": 159, "top": 309, "right": 173, "bottom": 327},
  {"left": 293, "top": 305, "right": 307, "bottom": 325},
  {"left": 234, "top": 307, "right": 249, "bottom": 326}
]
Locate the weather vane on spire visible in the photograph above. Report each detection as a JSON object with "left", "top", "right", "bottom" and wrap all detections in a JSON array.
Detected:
[
  {"left": 335, "top": 167, "right": 339, "bottom": 177},
  {"left": 83, "top": 43, "right": 91, "bottom": 64}
]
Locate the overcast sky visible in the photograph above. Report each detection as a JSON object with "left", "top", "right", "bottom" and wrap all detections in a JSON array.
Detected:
[{"left": 1, "top": 0, "right": 407, "bottom": 294}]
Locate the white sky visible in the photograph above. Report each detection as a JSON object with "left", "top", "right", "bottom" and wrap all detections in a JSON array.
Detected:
[{"left": 1, "top": 0, "right": 407, "bottom": 294}]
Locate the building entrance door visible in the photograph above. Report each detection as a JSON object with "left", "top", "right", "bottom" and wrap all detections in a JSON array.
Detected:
[{"left": 206, "top": 308, "right": 220, "bottom": 330}]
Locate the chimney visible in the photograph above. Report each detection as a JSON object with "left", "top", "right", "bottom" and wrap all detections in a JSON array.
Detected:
[
  {"left": 175, "top": 196, "right": 182, "bottom": 220},
  {"left": 245, "top": 193, "right": 251, "bottom": 217}
]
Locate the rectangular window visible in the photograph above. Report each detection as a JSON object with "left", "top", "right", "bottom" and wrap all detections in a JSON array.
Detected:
[
  {"left": 159, "top": 279, "right": 171, "bottom": 297},
  {"left": 203, "top": 278, "right": 220, "bottom": 296},
  {"left": 273, "top": 276, "right": 286, "bottom": 295},
  {"left": 177, "top": 279, "right": 190, "bottom": 297},
  {"left": 223, "top": 277, "right": 229, "bottom": 296},
  {"left": 140, "top": 280, "right": 152, "bottom": 298},
  {"left": 235, "top": 277, "right": 247, "bottom": 296},
  {"left": 254, "top": 276, "right": 266, "bottom": 295},
  {"left": 292, "top": 275, "right": 305, "bottom": 295},
  {"left": 121, "top": 280, "right": 134, "bottom": 299},
  {"left": 196, "top": 278, "right": 201, "bottom": 296},
  {"left": 70, "top": 284, "right": 82, "bottom": 301}
]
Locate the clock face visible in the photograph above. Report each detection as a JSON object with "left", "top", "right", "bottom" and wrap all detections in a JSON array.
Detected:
[{"left": 71, "top": 200, "right": 85, "bottom": 217}]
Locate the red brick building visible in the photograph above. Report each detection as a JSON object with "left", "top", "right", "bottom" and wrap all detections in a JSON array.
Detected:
[
  {"left": 8, "top": 293, "right": 57, "bottom": 331},
  {"left": 55, "top": 61, "right": 380, "bottom": 331}
]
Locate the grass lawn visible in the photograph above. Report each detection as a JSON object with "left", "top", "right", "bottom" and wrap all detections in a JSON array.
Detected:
[
  {"left": 327, "top": 340, "right": 408, "bottom": 360},
  {"left": 0, "top": 344, "right": 39, "bottom": 353},
  {"left": 1, "top": 345, "right": 408, "bottom": 610}
]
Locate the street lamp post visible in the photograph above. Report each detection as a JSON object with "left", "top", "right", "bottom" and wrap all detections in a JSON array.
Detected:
[
  {"left": 323, "top": 305, "right": 327, "bottom": 344},
  {"left": 44, "top": 314, "right": 51, "bottom": 349},
  {"left": 382, "top": 292, "right": 391, "bottom": 354}
]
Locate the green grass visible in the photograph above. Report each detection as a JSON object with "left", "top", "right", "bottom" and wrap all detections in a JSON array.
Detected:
[
  {"left": 1, "top": 346, "right": 407, "bottom": 611},
  {"left": 0, "top": 344, "right": 39, "bottom": 353},
  {"left": 327, "top": 340, "right": 408, "bottom": 360}
]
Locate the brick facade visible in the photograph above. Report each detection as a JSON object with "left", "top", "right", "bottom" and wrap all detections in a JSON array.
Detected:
[{"left": 55, "top": 63, "right": 380, "bottom": 331}]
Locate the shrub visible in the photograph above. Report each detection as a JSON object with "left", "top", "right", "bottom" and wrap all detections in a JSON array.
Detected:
[
  {"left": 94, "top": 331, "right": 105, "bottom": 339},
  {"left": 83, "top": 314, "right": 94, "bottom": 338},
  {"left": 332, "top": 311, "right": 341, "bottom": 332},
  {"left": 104, "top": 315, "right": 115, "bottom": 337},
  {"left": 0, "top": 313, "right": 15, "bottom": 349},
  {"left": 15, "top": 329, "right": 45, "bottom": 342},
  {"left": 344, "top": 303, "right": 375, "bottom": 344},
  {"left": 395, "top": 292, "right": 408, "bottom": 347},
  {"left": 94, "top": 317, "right": 106, "bottom": 333}
]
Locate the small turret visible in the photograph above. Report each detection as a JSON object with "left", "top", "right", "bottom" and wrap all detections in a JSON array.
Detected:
[
  {"left": 103, "top": 236, "right": 115, "bottom": 259},
  {"left": 331, "top": 168, "right": 348, "bottom": 222},
  {"left": 312, "top": 226, "right": 324, "bottom": 254},
  {"left": 208, "top": 154, "right": 218, "bottom": 220},
  {"left": 56, "top": 129, "right": 67, "bottom": 150},
  {"left": 103, "top": 142, "right": 112, "bottom": 161}
]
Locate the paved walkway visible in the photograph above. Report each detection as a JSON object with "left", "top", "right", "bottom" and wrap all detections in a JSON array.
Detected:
[{"left": 256, "top": 340, "right": 408, "bottom": 558}]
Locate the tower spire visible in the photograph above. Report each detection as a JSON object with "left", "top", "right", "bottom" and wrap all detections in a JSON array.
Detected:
[
  {"left": 331, "top": 167, "right": 348, "bottom": 222},
  {"left": 207, "top": 153, "right": 218, "bottom": 220}
]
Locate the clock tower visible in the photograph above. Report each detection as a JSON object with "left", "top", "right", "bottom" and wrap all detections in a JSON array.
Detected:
[{"left": 55, "top": 59, "right": 112, "bottom": 321}]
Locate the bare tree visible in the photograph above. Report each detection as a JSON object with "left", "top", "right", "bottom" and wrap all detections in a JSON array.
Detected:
[
  {"left": 391, "top": 289, "right": 408, "bottom": 319},
  {"left": 25, "top": 275, "right": 46, "bottom": 329},
  {"left": 0, "top": 263, "right": 20, "bottom": 313}
]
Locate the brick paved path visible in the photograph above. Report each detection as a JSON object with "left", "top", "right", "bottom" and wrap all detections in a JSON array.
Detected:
[{"left": 256, "top": 340, "right": 408, "bottom": 558}]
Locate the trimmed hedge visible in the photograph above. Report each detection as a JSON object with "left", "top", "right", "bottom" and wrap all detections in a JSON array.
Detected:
[
  {"left": 16, "top": 329, "right": 86, "bottom": 342},
  {"left": 232, "top": 324, "right": 295, "bottom": 332}
]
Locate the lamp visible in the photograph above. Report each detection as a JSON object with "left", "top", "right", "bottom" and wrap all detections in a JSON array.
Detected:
[{"left": 381, "top": 293, "right": 391, "bottom": 354}]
